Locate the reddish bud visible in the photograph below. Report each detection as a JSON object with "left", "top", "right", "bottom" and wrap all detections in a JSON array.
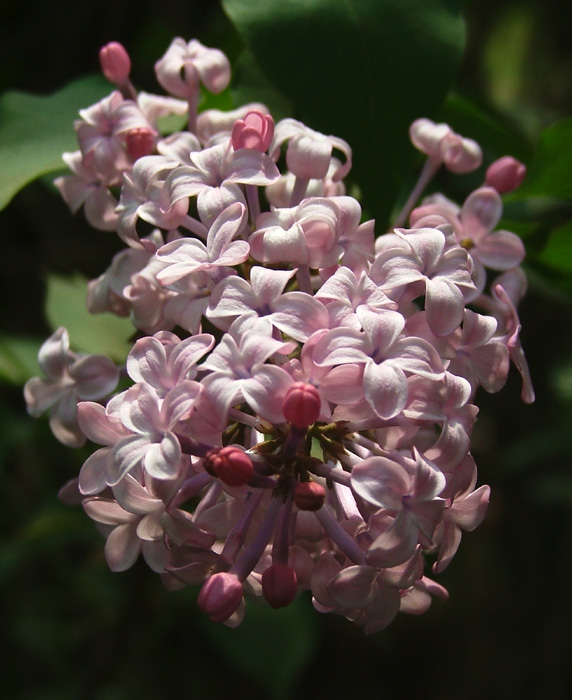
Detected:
[
  {"left": 99, "top": 41, "right": 131, "bottom": 83},
  {"left": 125, "top": 127, "right": 156, "bottom": 160},
  {"left": 231, "top": 110, "right": 274, "bottom": 152},
  {"left": 203, "top": 446, "right": 254, "bottom": 487},
  {"left": 294, "top": 481, "right": 326, "bottom": 511},
  {"left": 198, "top": 572, "right": 243, "bottom": 623},
  {"left": 262, "top": 564, "right": 298, "bottom": 609},
  {"left": 282, "top": 382, "right": 321, "bottom": 428},
  {"left": 485, "top": 156, "right": 527, "bottom": 194}
]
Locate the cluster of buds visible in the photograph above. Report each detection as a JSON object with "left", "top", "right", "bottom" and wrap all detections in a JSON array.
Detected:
[{"left": 24, "top": 38, "right": 533, "bottom": 633}]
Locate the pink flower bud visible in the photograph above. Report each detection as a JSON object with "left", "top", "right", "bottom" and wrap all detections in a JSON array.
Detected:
[
  {"left": 282, "top": 382, "right": 321, "bottom": 428},
  {"left": 294, "top": 481, "right": 326, "bottom": 511},
  {"left": 125, "top": 127, "right": 156, "bottom": 160},
  {"left": 99, "top": 42, "right": 131, "bottom": 83},
  {"left": 262, "top": 564, "right": 298, "bottom": 609},
  {"left": 485, "top": 156, "right": 527, "bottom": 193},
  {"left": 203, "top": 446, "right": 254, "bottom": 487},
  {"left": 231, "top": 110, "right": 275, "bottom": 152},
  {"left": 198, "top": 572, "right": 243, "bottom": 623}
]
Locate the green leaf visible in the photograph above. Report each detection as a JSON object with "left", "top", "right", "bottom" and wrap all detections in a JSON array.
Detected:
[
  {"left": 0, "top": 75, "right": 110, "bottom": 211},
  {"left": 45, "top": 274, "right": 133, "bottom": 361},
  {"left": 231, "top": 49, "right": 294, "bottom": 122},
  {"left": 537, "top": 218, "right": 572, "bottom": 272},
  {"left": 440, "top": 92, "right": 532, "bottom": 164},
  {"left": 514, "top": 118, "right": 572, "bottom": 201},
  {"left": 222, "top": 0, "right": 466, "bottom": 226},
  {"left": 0, "top": 335, "right": 41, "bottom": 384},
  {"left": 199, "top": 595, "right": 318, "bottom": 699}
]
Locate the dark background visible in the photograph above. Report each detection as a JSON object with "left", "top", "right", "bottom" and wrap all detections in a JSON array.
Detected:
[{"left": 1, "top": 1, "right": 572, "bottom": 698}]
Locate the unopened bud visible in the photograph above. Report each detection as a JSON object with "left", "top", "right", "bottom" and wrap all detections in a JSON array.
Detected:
[
  {"left": 99, "top": 41, "right": 131, "bottom": 84},
  {"left": 283, "top": 382, "right": 321, "bottom": 428},
  {"left": 231, "top": 110, "right": 274, "bottom": 152},
  {"left": 125, "top": 127, "right": 156, "bottom": 160},
  {"left": 203, "top": 446, "right": 254, "bottom": 487},
  {"left": 262, "top": 564, "right": 298, "bottom": 609},
  {"left": 485, "top": 156, "right": 526, "bottom": 194},
  {"left": 294, "top": 481, "right": 326, "bottom": 511},
  {"left": 198, "top": 572, "right": 243, "bottom": 623}
]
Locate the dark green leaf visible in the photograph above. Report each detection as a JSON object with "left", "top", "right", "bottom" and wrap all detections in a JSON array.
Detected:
[
  {"left": 0, "top": 75, "right": 110, "bottom": 211},
  {"left": 440, "top": 92, "right": 532, "bottom": 164},
  {"left": 222, "top": 0, "right": 466, "bottom": 226},
  {"left": 514, "top": 118, "right": 572, "bottom": 200},
  {"left": 231, "top": 49, "right": 294, "bottom": 122},
  {"left": 537, "top": 218, "right": 572, "bottom": 272},
  {"left": 199, "top": 595, "right": 318, "bottom": 698}
]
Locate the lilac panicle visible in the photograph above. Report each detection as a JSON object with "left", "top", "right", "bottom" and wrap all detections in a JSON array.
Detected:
[{"left": 25, "top": 36, "right": 535, "bottom": 634}]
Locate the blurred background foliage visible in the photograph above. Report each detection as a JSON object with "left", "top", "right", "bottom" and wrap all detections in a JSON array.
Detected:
[{"left": 1, "top": 0, "right": 572, "bottom": 698}]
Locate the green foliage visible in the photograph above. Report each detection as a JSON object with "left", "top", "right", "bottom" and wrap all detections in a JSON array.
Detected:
[
  {"left": 45, "top": 275, "right": 133, "bottom": 361},
  {"left": 501, "top": 118, "right": 572, "bottom": 284},
  {"left": 0, "top": 335, "right": 41, "bottom": 384},
  {"left": 0, "top": 75, "right": 110, "bottom": 211},
  {"left": 222, "top": 0, "right": 466, "bottom": 225},
  {"left": 516, "top": 118, "right": 572, "bottom": 200},
  {"left": 199, "top": 595, "right": 319, "bottom": 699}
]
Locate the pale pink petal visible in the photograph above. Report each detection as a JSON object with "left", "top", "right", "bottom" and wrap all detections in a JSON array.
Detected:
[
  {"left": 24, "top": 378, "right": 64, "bottom": 417},
  {"left": 425, "top": 278, "right": 465, "bottom": 337},
  {"left": 108, "top": 435, "right": 150, "bottom": 485},
  {"left": 71, "top": 355, "right": 119, "bottom": 399},
  {"left": 476, "top": 230, "right": 525, "bottom": 270},
  {"left": 113, "top": 474, "right": 162, "bottom": 514},
  {"left": 363, "top": 361, "right": 408, "bottom": 419},
  {"left": 78, "top": 448, "right": 111, "bottom": 495},
  {"left": 105, "top": 522, "right": 141, "bottom": 572},
  {"left": 144, "top": 433, "right": 182, "bottom": 479},
  {"left": 328, "top": 565, "right": 379, "bottom": 609}
]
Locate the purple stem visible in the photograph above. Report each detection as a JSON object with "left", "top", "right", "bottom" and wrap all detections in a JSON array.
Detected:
[
  {"left": 289, "top": 176, "right": 309, "bottom": 207},
  {"left": 230, "top": 494, "right": 283, "bottom": 581},
  {"left": 220, "top": 489, "right": 265, "bottom": 566},
  {"left": 246, "top": 184, "right": 261, "bottom": 224},
  {"left": 315, "top": 507, "right": 366, "bottom": 565},
  {"left": 392, "top": 156, "right": 441, "bottom": 229},
  {"left": 181, "top": 215, "right": 208, "bottom": 240},
  {"left": 310, "top": 460, "right": 352, "bottom": 487},
  {"left": 272, "top": 495, "right": 293, "bottom": 566},
  {"left": 169, "top": 470, "right": 213, "bottom": 509}
]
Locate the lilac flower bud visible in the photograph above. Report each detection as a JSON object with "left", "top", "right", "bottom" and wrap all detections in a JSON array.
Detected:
[
  {"left": 99, "top": 42, "right": 131, "bottom": 83},
  {"left": 485, "top": 156, "right": 527, "bottom": 193},
  {"left": 125, "top": 127, "right": 156, "bottom": 161},
  {"left": 262, "top": 564, "right": 298, "bottom": 608},
  {"left": 203, "top": 446, "right": 254, "bottom": 487},
  {"left": 231, "top": 110, "right": 274, "bottom": 152},
  {"left": 283, "top": 382, "right": 321, "bottom": 428},
  {"left": 198, "top": 572, "right": 243, "bottom": 623},
  {"left": 294, "top": 481, "right": 326, "bottom": 511}
]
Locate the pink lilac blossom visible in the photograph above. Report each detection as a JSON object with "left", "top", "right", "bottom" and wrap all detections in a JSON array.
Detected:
[{"left": 25, "top": 37, "right": 535, "bottom": 635}]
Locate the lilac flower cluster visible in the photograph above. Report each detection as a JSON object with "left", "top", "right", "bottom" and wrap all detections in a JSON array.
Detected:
[{"left": 25, "top": 38, "right": 534, "bottom": 633}]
